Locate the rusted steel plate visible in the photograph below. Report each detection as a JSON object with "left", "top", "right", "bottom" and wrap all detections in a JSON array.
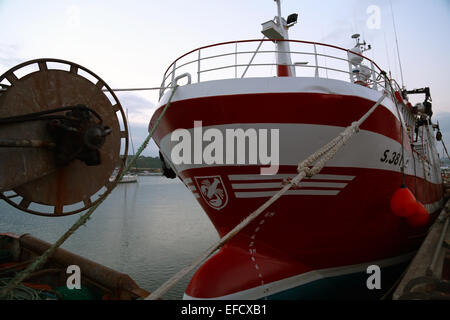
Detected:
[
  {"left": 0, "top": 121, "right": 57, "bottom": 192},
  {"left": 0, "top": 59, "right": 128, "bottom": 216}
]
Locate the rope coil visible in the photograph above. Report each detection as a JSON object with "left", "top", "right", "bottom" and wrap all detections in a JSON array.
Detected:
[{"left": 0, "top": 278, "right": 43, "bottom": 300}]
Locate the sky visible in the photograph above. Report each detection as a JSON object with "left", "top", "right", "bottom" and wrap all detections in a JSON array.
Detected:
[{"left": 0, "top": 0, "right": 449, "bottom": 158}]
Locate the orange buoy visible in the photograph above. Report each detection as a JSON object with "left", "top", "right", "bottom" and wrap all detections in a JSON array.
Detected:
[
  {"left": 390, "top": 186, "right": 417, "bottom": 217},
  {"left": 406, "top": 202, "right": 429, "bottom": 227}
]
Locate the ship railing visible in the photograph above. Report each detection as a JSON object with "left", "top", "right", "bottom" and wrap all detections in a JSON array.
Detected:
[
  {"left": 159, "top": 39, "right": 391, "bottom": 99},
  {"left": 389, "top": 77, "right": 432, "bottom": 163},
  {"left": 388, "top": 77, "right": 419, "bottom": 141},
  {"left": 390, "top": 78, "right": 404, "bottom": 96}
]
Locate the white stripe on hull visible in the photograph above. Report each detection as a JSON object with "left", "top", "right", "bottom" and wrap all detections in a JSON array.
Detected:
[
  {"left": 235, "top": 189, "right": 340, "bottom": 198},
  {"left": 161, "top": 123, "right": 441, "bottom": 185},
  {"left": 228, "top": 174, "right": 355, "bottom": 181},
  {"left": 232, "top": 182, "right": 347, "bottom": 189},
  {"left": 182, "top": 178, "right": 201, "bottom": 199}
]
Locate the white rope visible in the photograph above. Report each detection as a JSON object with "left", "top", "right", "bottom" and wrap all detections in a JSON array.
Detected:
[{"left": 146, "top": 90, "right": 388, "bottom": 300}]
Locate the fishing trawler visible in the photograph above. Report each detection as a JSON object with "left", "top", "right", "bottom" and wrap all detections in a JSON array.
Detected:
[{"left": 149, "top": 0, "right": 445, "bottom": 299}]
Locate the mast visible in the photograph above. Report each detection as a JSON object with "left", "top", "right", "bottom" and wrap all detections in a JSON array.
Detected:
[
  {"left": 275, "top": 0, "right": 294, "bottom": 77},
  {"left": 126, "top": 109, "right": 136, "bottom": 171},
  {"left": 390, "top": 0, "right": 405, "bottom": 88},
  {"left": 276, "top": 0, "right": 282, "bottom": 23},
  {"left": 262, "top": 0, "right": 297, "bottom": 77}
]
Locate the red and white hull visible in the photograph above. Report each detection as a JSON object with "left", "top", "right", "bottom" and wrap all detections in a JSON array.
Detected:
[{"left": 149, "top": 77, "right": 444, "bottom": 299}]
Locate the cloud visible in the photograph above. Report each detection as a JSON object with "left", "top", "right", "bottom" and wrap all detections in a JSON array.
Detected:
[
  {"left": 126, "top": 122, "right": 160, "bottom": 157},
  {"left": 321, "top": 20, "right": 358, "bottom": 44},
  {"left": 0, "top": 44, "right": 24, "bottom": 71},
  {"left": 115, "top": 93, "right": 157, "bottom": 125},
  {"left": 115, "top": 93, "right": 159, "bottom": 157}
]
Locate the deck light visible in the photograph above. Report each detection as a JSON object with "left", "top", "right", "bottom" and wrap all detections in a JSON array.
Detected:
[{"left": 287, "top": 13, "right": 298, "bottom": 26}]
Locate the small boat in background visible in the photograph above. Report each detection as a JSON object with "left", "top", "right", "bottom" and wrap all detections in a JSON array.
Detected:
[
  {"left": 109, "top": 168, "right": 139, "bottom": 183},
  {"left": 119, "top": 173, "right": 139, "bottom": 183},
  {"left": 139, "top": 170, "right": 163, "bottom": 176},
  {"left": 119, "top": 109, "right": 139, "bottom": 184}
]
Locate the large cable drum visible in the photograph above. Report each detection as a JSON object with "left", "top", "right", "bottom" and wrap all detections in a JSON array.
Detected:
[{"left": 0, "top": 59, "right": 129, "bottom": 216}]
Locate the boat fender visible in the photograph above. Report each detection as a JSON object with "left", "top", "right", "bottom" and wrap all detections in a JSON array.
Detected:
[
  {"left": 406, "top": 202, "right": 429, "bottom": 227},
  {"left": 390, "top": 185, "right": 417, "bottom": 217},
  {"left": 159, "top": 151, "right": 176, "bottom": 179}
]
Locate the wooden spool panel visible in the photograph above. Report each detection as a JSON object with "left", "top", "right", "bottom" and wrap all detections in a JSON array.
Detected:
[
  {"left": 0, "top": 120, "right": 56, "bottom": 192},
  {"left": 0, "top": 59, "right": 128, "bottom": 215}
]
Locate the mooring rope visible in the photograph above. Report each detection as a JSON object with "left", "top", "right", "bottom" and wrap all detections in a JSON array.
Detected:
[
  {"left": 0, "top": 278, "right": 42, "bottom": 300},
  {"left": 146, "top": 91, "right": 388, "bottom": 300},
  {"left": 442, "top": 139, "right": 450, "bottom": 161},
  {"left": 0, "top": 85, "right": 179, "bottom": 299}
]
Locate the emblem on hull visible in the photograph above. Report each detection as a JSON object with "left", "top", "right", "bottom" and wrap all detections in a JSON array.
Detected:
[{"left": 194, "top": 175, "right": 228, "bottom": 210}]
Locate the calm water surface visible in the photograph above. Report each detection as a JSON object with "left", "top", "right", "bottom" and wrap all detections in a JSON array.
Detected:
[{"left": 0, "top": 176, "right": 219, "bottom": 300}]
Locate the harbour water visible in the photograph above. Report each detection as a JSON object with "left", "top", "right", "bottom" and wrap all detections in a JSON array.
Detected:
[{"left": 0, "top": 176, "right": 219, "bottom": 300}]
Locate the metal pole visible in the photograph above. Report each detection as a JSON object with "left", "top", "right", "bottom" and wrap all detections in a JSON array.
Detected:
[
  {"left": 276, "top": 0, "right": 282, "bottom": 25},
  {"left": 171, "top": 62, "right": 176, "bottom": 86},
  {"left": 347, "top": 51, "right": 353, "bottom": 83},
  {"left": 197, "top": 49, "right": 201, "bottom": 83},
  {"left": 241, "top": 37, "right": 265, "bottom": 79},
  {"left": 235, "top": 42, "right": 238, "bottom": 78},
  {"left": 0, "top": 139, "right": 56, "bottom": 148},
  {"left": 390, "top": 0, "right": 405, "bottom": 88},
  {"left": 371, "top": 61, "right": 377, "bottom": 90},
  {"left": 314, "top": 44, "right": 319, "bottom": 78}
]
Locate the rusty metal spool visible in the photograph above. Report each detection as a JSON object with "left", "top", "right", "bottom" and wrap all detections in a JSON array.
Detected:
[{"left": 0, "top": 59, "right": 129, "bottom": 216}]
